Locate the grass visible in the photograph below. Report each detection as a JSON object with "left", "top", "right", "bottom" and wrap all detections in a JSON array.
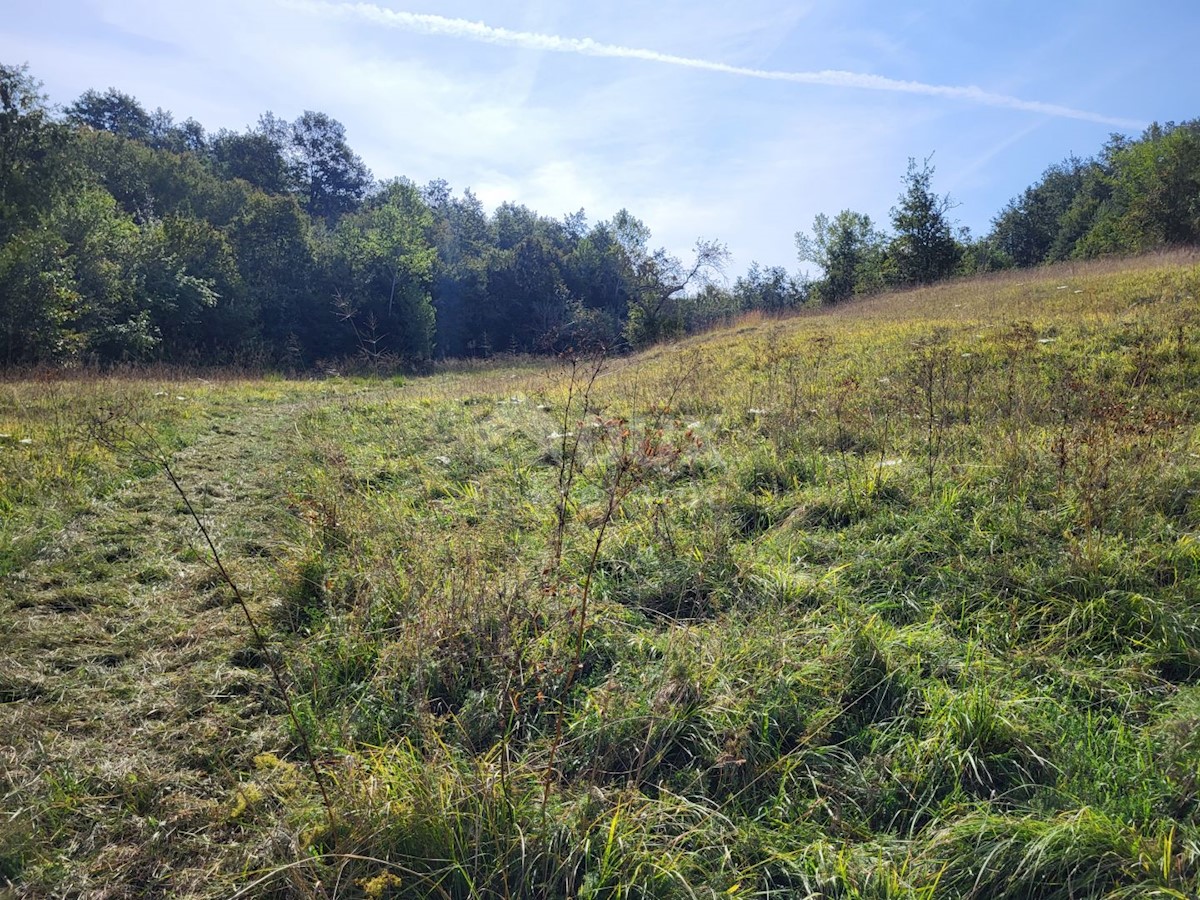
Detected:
[{"left": 2, "top": 250, "right": 1200, "bottom": 897}]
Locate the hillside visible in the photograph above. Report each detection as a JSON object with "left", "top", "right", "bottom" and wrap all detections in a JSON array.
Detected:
[
  {"left": 3, "top": 251, "right": 1200, "bottom": 898},
  {"left": 6, "top": 63, "right": 1200, "bottom": 371}
]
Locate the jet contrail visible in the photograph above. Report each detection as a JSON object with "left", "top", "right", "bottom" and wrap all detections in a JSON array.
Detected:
[{"left": 284, "top": 0, "right": 1144, "bottom": 130}]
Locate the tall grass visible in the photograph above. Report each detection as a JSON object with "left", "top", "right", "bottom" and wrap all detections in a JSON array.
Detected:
[{"left": 4, "top": 252, "right": 1200, "bottom": 897}]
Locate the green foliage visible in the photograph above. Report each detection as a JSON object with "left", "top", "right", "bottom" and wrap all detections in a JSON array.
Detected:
[
  {"left": 889, "top": 156, "right": 962, "bottom": 285},
  {"left": 0, "top": 63, "right": 71, "bottom": 237},
  {"left": 990, "top": 120, "right": 1200, "bottom": 265},
  {"left": 797, "top": 210, "right": 890, "bottom": 304},
  {"left": 290, "top": 109, "right": 373, "bottom": 223},
  {"left": 330, "top": 178, "right": 437, "bottom": 361},
  {"left": 66, "top": 87, "right": 153, "bottom": 142},
  {"left": 734, "top": 262, "right": 809, "bottom": 314},
  {"left": 991, "top": 157, "right": 1089, "bottom": 265}
]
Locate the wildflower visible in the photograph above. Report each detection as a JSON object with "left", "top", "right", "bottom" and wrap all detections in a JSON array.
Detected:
[
  {"left": 748, "top": 408, "right": 770, "bottom": 415},
  {"left": 687, "top": 421, "right": 702, "bottom": 429},
  {"left": 960, "top": 352, "right": 973, "bottom": 358},
  {"left": 434, "top": 455, "right": 451, "bottom": 465},
  {"left": 547, "top": 431, "right": 574, "bottom": 440},
  {"left": 880, "top": 457, "right": 902, "bottom": 467}
]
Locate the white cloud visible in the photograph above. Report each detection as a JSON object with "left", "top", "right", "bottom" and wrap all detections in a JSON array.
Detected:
[{"left": 283, "top": 0, "right": 1145, "bottom": 129}]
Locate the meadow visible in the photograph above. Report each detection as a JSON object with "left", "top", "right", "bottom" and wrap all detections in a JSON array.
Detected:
[{"left": 3, "top": 251, "right": 1200, "bottom": 898}]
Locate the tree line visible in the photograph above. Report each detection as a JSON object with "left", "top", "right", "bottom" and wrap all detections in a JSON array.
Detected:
[{"left": 2, "top": 62, "right": 1197, "bottom": 368}]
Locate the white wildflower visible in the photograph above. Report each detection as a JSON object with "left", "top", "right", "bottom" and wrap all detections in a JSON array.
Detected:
[
  {"left": 547, "top": 432, "right": 574, "bottom": 440},
  {"left": 960, "top": 352, "right": 973, "bottom": 358},
  {"left": 748, "top": 408, "right": 770, "bottom": 415},
  {"left": 880, "top": 458, "right": 902, "bottom": 467},
  {"left": 687, "top": 421, "right": 702, "bottom": 429},
  {"left": 434, "top": 455, "right": 451, "bottom": 465}
]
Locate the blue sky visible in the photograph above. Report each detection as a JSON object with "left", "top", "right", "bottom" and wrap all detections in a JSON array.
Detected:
[{"left": 4, "top": 0, "right": 1196, "bottom": 275}]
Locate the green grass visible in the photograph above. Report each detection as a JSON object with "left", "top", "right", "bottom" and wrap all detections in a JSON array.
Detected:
[{"left": 3, "top": 251, "right": 1200, "bottom": 897}]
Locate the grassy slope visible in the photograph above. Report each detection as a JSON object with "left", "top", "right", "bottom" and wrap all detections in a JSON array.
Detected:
[{"left": 2, "top": 251, "right": 1200, "bottom": 898}]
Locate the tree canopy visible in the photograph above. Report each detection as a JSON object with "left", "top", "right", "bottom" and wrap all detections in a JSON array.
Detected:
[{"left": 1, "top": 62, "right": 1197, "bottom": 369}]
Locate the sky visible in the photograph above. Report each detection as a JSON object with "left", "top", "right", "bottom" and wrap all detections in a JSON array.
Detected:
[{"left": 3, "top": 0, "right": 1197, "bottom": 277}]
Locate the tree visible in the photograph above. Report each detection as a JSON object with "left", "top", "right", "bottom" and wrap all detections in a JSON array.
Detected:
[
  {"left": 290, "top": 111, "right": 372, "bottom": 223},
  {"left": 66, "top": 88, "right": 153, "bottom": 142},
  {"left": 142, "top": 107, "right": 208, "bottom": 154},
  {"left": 1072, "top": 121, "right": 1200, "bottom": 257},
  {"left": 484, "top": 235, "right": 571, "bottom": 351},
  {"left": 734, "top": 262, "right": 807, "bottom": 313},
  {"left": 614, "top": 209, "right": 729, "bottom": 347},
  {"left": 990, "top": 157, "right": 1087, "bottom": 266},
  {"left": 424, "top": 182, "right": 491, "bottom": 356},
  {"left": 796, "top": 210, "right": 888, "bottom": 304},
  {"left": 327, "top": 178, "right": 436, "bottom": 361},
  {"left": 225, "top": 192, "right": 320, "bottom": 355},
  {"left": 889, "top": 156, "right": 960, "bottom": 285},
  {"left": 0, "top": 223, "right": 74, "bottom": 365},
  {"left": 0, "top": 63, "right": 70, "bottom": 237},
  {"left": 54, "top": 186, "right": 173, "bottom": 362},
  {"left": 211, "top": 128, "right": 293, "bottom": 195},
  {"left": 154, "top": 214, "right": 242, "bottom": 356},
  {"left": 73, "top": 127, "right": 250, "bottom": 227},
  {"left": 563, "top": 221, "right": 631, "bottom": 337}
]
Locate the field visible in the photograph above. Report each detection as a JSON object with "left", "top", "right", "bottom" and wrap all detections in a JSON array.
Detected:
[{"left": 3, "top": 251, "right": 1200, "bottom": 898}]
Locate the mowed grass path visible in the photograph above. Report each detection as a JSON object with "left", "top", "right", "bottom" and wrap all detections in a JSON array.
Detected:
[{"left": 0, "top": 383, "right": 372, "bottom": 895}]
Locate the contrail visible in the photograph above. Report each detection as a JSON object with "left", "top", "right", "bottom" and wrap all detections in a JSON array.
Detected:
[{"left": 284, "top": 0, "right": 1144, "bottom": 130}]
